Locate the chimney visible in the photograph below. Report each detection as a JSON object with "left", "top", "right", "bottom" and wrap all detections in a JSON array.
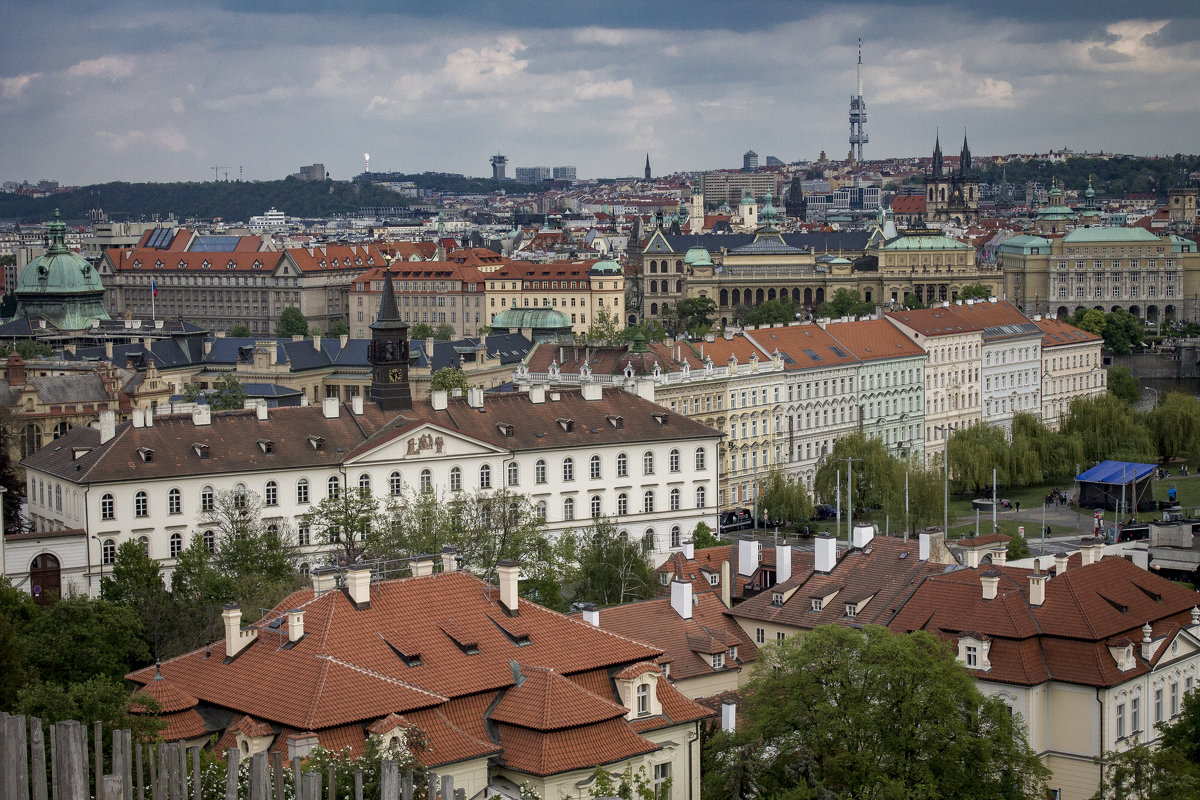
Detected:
[
  {"left": 431, "top": 390, "right": 448, "bottom": 411},
  {"left": 682, "top": 540, "right": 694, "bottom": 559},
  {"left": 1080, "top": 545, "right": 1094, "bottom": 567},
  {"left": 339, "top": 334, "right": 349, "bottom": 348},
  {"left": 467, "top": 387, "right": 484, "bottom": 409},
  {"left": 776, "top": 542, "right": 792, "bottom": 584},
  {"left": 222, "top": 603, "right": 257, "bottom": 659},
  {"left": 311, "top": 566, "right": 337, "bottom": 593},
  {"left": 670, "top": 579, "right": 693, "bottom": 620},
  {"left": 322, "top": 397, "right": 340, "bottom": 419},
  {"left": 852, "top": 523, "right": 875, "bottom": 549},
  {"left": 720, "top": 560, "right": 732, "bottom": 607},
  {"left": 1089, "top": 543, "right": 1105, "bottom": 565},
  {"left": 1028, "top": 573, "right": 1047, "bottom": 607},
  {"left": 144, "top": 407, "right": 154, "bottom": 427},
  {"left": 312, "top": 333, "right": 322, "bottom": 351},
  {"left": 351, "top": 395, "right": 364, "bottom": 416},
  {"left": 1054, "top": 553, "right": 1069, "bottom": 574},
  {"left": 105, "top": 341, "right": 114, "bottom": 359},
  {"left": 192, "top": 405, "right": 211, "bottom": 426},
  {"left": 737, "top": 538, "right": 761, "bottom": 578},
  {"left": 256, "top": 401, "right": 268, "bottom": 421},
  {"left": 991, "top": 548, "right": 1007, "bottom": 567},
  {"left": 98, "top": 410, "right": 116, "bottom": 444},
  {"left": 981, "top": 571, "right": 1000, "bottom": 601},
  {"left": 581, "top": 382, "right": 602, "bottom": 401},
  {"left": 301, "top": 395, "right": 309, "bottom": 407},
  {"left": 497, "top": 560, "right": 519, "bottom": 613},
  {"left": 286, "top": 609, "right": 305, "bottom": 643},
  {"left": 132, "top": 408, "right": 145, "bottom": 428},
  {"left": 529, "top": 385, "right": 546, "bottom": 404},
  {"left": 5, "top": 354, "right": 26, "bottom": 386},
  {"left": 581, "top": 604, "right": 600, "bottom": 627},
  {"left": 964, "top": 549, "right": 982, "bottom": 569},
  {"left": 410, "top": 554, "right": 435, "bottom": 578},
  {"left": 346, "top": 565, "right": 371, "bottom": 609},
  {"left": 721, "top": 700, "right": 736, "bottom": 733},
  {"left": 814, "top": 536, "right": 837, "bottom": 573},
  {"left": 440, "top": 546, "right": 459, "bottom": 572},
  {"left": 918, "top": 532, "right": 931, "bottom": 561}
]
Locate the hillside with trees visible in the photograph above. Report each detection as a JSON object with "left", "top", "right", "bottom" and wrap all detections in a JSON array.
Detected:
[{"left": 974, "top": 154, "right": 1200, "bottom": 198}]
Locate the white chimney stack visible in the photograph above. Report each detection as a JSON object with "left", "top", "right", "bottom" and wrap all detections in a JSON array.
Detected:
[
  {"left": 581, "top": 604, "right": 599, "bottom": 627},
  {"left": 192, "top": 405, "right": 211, "bottom": 426},
  {"left": 852, "top": 523, "right": 875, "bottom": 549},
  {"left": 351, "top": 394, "right": 364, "bottom": 416},
  {"left": 467, "top": 387, "right": 485, "bottom": 409},
  {"left": 346, "top": 565, "right": 371, "bottom": 609},
  {"left": 144, "top": 407, "right": 154, "bottom": 427},
  {"left": 222, "top": 603, "right": 256, "bottom": 659},
  {"left": 98, "top": 410, "right": 116, "bottom": 444},
  {"left": 1054, "top": 553, "right": 1069, "bottom": 574},
  {"left": 311, "top": 566, "right": 337, "bottom": 593},
  {"left": 410, "top": 554, "right": 435, "bottom": 578},
  {"left": 737, "top": 538, "right": 761, "bottom": 578},
  {"left": 670, "top": 579, "right": 693, "bottom": 620},
  {"left": 256, "top": 401, "right": 268, "bottom": 421},
  {"left": 431, "top": 390, "right": 448, "bottom": 411},
  {"left": 287, "top": 609, "right": 305, "bottom": 643},
  {"left": 312, "top": 333, "right": 322, "bottom": 351},
  {"left": 964, "top": 549, "right": 982, "bottom": 569},
  {"left": 981, "top": 572, "right": 1000, "bottom": 601},
  {"left": 682, "top": 540, "right": 694, "bottom": 559},
  {"left": 581, "top": 382, "right": 602, "bottom": 401},
  {"left": 1028, "top": 573, "right": 1046, "bottom": 607},
  {"left": 529, "top": 385, "right": 546, "bottom": 404},
  {"left": 721, "top": 700, "right": 736, "bottom": 733},
  {"left": 322, "top": 397, "right": 340, "bottom": 419},
  {"left": 814, "top": 536, "right": 837, "bottom": 574},
  {"left": 776, "top": 542, "right": 792, "bottom": 584},
  {"left": 497, "top": 560, "right": 519, "bottom": 613},
  {"left": 132, "top": 408, "right": 145, "bottom": 428},
  {"left": 918, "top": 532, "right": 931, "bottom": 561},
  {"left": 991, "top": 548, "right": 1008, "bottom": 567}
]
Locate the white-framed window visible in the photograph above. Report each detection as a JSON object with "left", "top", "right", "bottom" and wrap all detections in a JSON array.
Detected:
[
  {"left": 670, "top": 526, "right": 681, "bottom": 548},
  {"left": 617, "top": 493, "right": 628, "bottom": 516},
  {"left": 696, "top": 486, "right": 707, "bottom": 508},
  {"left": 643, "top": 451, "right": 655, "bottom": 475},
  {"left": 670, "top": 488, "right": 680, "bottom": 511},
  {"left": 643, "top": 490, "right": 655, "bottom": 513},
  {"left": 450, "top": 466, "right": 462, "bottom": 492},
  {"left": 712, "top": 652, "right": 724, "bottom": 669},
  {"left": 420, "top": 469, "right": 432, "bottom": 493},
  {"left": 168, "top": 488, "right": 182, "bottom": 515},
  {"left": 102, "top": 538, "right": 116, "bottom": 564},
  {"left": 298, "top": 526, "right": 310, "bottom": 546},
  {"left": 536, "top": 501, "right": 547, "bottom": 520},
  {"left": 563, "top": 457, "right": 575, "bottom": 481},
  {"left": 669, "top": 449, "right": 680, "bottom": 472},
  {"left": 1172, "top": 682, "right": 1180, "bottom": 716},
  {"left": 264, "top": 481, "right": 278, "bottom": 506},
  {"left": 203, "top": 530, "right": 215, "bottom": 552},
  {"left": 169, "top": 532, "right": 183, "bottom": 558},
  {"left": 653, "top": 764, "right": 670, "bottom": 800},
  {"left": 617, "top": 452, "right": 629, "bottom": 477},
  {"left": 636, "top": 684, "right": 649, "bottom": 715},
  {"left": 695, "top": 447, "right": 707, "bottom": 470},
  {"left": 591, "top": 495, "right": 602, "bottom": 518},
  {"left": 1117, "top": 702, "right": 1126, "bottom": 739},
  {"left": 327, "top": 476, "right": 340, "bottom": 498},
  {"left": 590, "top": 455, "right": 602, "bottom": 480},
  {"left": 359, "top": 474, "right": 371, "bottom": 493},
  {"left": 389, "top": 471, "right": 402, "bottom": 495},
  {"left": 507, "top": 462, "right": 519, "bottom": 487},
  {"left": 479, "top": 464, "right": 492, "bottom": 489},
  {"left": 965, "top": 645, "right": 978, "bottom": 668},
  {"left": 101, "top": 493, "right": 115, "bottom": 520},
  {"left": 563, "top": 498, "right": 575, "bottom": 521},
  {"left": 134, "top": 490, "right": 149, "bottom": 518},
  {"left": 1155, "top": 688, "right": 1164, "bottom": 725},
  {"left": 535, "top": 459, "right": 547, "bottom": 484},
  {"left": 138, "top": 535, "right": 150, "bottom": 555},
  {"left": 1132, "top": 696, "right": 1141, "bottom": 734},
  {"left": 755, "top": 627, "right": 765, "bottom": 644},
  {"left": 296, "top": 479, "right": 309, "bottom": 504}
]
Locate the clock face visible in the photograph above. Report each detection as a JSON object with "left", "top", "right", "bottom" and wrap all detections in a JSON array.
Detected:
[{"left": 388, "top": 368, "right": 405, "bottom": 382}]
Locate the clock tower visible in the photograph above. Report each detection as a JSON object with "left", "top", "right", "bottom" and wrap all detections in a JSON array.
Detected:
[{"left": 369, "top": 267, "right": 412, "bottom": 412}]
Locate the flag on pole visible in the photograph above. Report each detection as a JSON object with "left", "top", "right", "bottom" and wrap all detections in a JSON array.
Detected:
[{"left": 151, "top": 279, "right": 158, "bottom": 297}]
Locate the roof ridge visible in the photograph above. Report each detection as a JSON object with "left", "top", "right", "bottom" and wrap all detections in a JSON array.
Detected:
[{"left": 315, "top": 654, "right": 448, "bottom": 702}]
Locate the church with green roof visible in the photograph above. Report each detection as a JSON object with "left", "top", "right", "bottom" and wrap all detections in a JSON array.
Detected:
[{"left": 12, "top": 211, "right": 112, "bottom": 331}]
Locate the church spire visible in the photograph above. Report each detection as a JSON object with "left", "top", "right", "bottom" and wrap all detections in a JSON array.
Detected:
[
  {"left": 931, "top": 132, "right": 943, "bottom": 178},
  {"left": 368, "top": 263, "right": 412, "bottom": 412},
  {"left": 959, "top": 134, "right": 971, "bottom": 177},
  {"left": 644, "top": 154, "right": 651, "bottom": 182}
]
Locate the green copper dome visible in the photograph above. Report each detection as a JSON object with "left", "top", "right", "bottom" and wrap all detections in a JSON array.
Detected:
[
  {"left": 684, "top": 247, "right": 713, "bottom": 266},
  {"left": 14, "top": 210, "right": 111, "bottom": 330},
  {"left": 491, "top": 306, "right": 572, "bottom": 331},
  {"left": 591, "top": 259, "right": 622, "bottom": 274}
]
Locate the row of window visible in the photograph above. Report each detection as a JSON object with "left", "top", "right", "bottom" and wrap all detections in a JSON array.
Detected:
[
  {"left": 540, "top": 487, "right": 709, "bottom": 521},
  {"left": 1115, "top": 676, "right": 1194, "bottom": 741}
]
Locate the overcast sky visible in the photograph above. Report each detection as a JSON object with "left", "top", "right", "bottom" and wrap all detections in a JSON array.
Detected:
[{"left": 2, "top": 0, "right": 1199, "bottom": 185}]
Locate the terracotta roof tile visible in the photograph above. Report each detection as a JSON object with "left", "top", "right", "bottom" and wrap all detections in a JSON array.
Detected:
[
  {"left": 160, "top": 710, "right": 210, "bottom": 742},
  {"left": 494, "top": 719, "right": 657, "bottom": 777},
  {"left": 491, "top": 666, "right": 625, "bottom": 731},
  {"left": 133, "top": 674, "right": 199, "bottom": 714}
]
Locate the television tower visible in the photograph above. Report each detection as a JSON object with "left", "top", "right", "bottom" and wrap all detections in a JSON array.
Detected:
[{"left": 848, "top": 38, "right": 868, "bottom": 163}]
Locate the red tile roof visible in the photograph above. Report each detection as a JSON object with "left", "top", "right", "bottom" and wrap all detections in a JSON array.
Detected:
[
  {"left": 133, "top": 674, "right": 199, "bottom": 713},
  {"left": 885, "top": 306, "right": 980, "bottom": 337},
  {"left": 823, "top": 318, "right": 927, "bottom": 361},
  {"left": 159, "top": 710, "right": 209, "bottom": 742},
  {"left": 746, "top": 324, "right": 862, "bottom": 371},
  {"left": 1033, "top": 317, "right": 1102, "bottom": 348},
  {"left": 494, "top": 718, "right": 657, "bottom": 777},
  {"left": 491, "top": 666, "right": 625, "bottom": 730}
]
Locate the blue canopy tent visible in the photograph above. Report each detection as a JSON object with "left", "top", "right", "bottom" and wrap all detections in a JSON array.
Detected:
[{"left": 1075, "top": 461, "right": 1156, "bottom": 512}]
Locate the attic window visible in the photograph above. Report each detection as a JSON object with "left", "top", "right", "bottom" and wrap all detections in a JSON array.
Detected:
[
  {"left": 771, "top": 592, "right": 784, "bottom": 606},
  {"left": 1133, "top": 583, "right": 1163, "bottom": 603},
  {"left": 192, "top": 443, "right": 209, "bottom": 459},
  {"left": 253, "top": 260, "right": 262, "bottom": 270},
  {"left": 606, "top": 414, "right": 624, "bottom": 429},
  {"left": 652, "top": 412, "right": 668, "bottom": 425},
  {"left": 497, "top": 423, "right": 514, "bottom": 437},
  {"left": 490, "top": 616, "right": 531, "bottom": 647},
  {"left": 308, "top": 436, "right": 325, "bottom": 451},
  {"left": 845, "top": 604, "right": 857, "bottom": 618},
  {"left": 72, "top": 447, "right": 91, "bottom": 460},
  {"left": 155, "top": 260, "right": 163, "bottom": 269},
  {"left": 440, "top": 621, "right": 480, "bottom": 655},
  {"left": 226, "top": 260, "right": 236, "bottom": 270},
  {"left": 177, "top": 260, "right": 187, "bottom": 269},
  {"left": 133, "top": 260, "right": 142, "bottom": 269},
  {"left": 201, "top": 260, "right": 211, "bottom": 270},
  {"left": 384, "top": 640, "right": 423, "bottom": 668},
  {"left": 137, "top": 447, "right": 154, "bottom": 463},
  {"left": 557, "top": 418, "right": 574, "bottom": 432},
  {"left": 257, "top": 439, "right": 274, "bottom": 454},
  {"left": 1099, "top": 593, "right": 1129, "bottom": 614},
  {"left": 810, "top": 598, "right": 822, "bottom": 612}
]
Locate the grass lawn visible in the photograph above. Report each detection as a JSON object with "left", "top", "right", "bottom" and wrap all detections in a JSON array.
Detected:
[
  {"left": 1153, "top": 471, "right": 1200, "bottom": 511},
  {"left": 947, "top": 480, "right": 1077, "bottom": 519}
]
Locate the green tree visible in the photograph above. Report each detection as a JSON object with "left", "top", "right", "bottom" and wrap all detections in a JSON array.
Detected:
[
  {"left": 1061, "top": 394, "right": 1155, "bottom": 463},
  {"left": 409, "top": 322, "right": 434, "bottom": 340},
  {"left": 17, "top": 675, "right": 164, "bottom": 744},
  {"left": 169, "top": 535, "right": 237, "bottom": 652},
  {"left": 0, "top": 339, "right": 54, "bottom": 358},
  {"left": 744, "top": 298, "right": 797, "bottom": 327},
  {"left": 430, "top": 367, "right": 470, "bottom": 393},
  {"left": 0, "top": 577, "right": 37, "bottom": 709},
  {"left": 182, "top": 373, "right": 247, "bottom": 411},
  {"left": 433, "top": 323, "right": 457, "bottom": 340},
  {"left": 1074, "top": 308, "right": 1107, "bottom": 336},
  {"left": 691, "top": 521, "right": 720, "bottom": 550},
  {"left": 327, "top": 320, "right": 350, "bottom": 337},
  {"left": 579, "top": 306, "right": 624, "bottom": 346},
  {"left": 302, "top": 487, "right": 387, "bottom": 564},
  {"left": 1107, "top": 366, "right": 1141, "bottom": 403},
  {"left": 22, "top": 596, "right": 148, "bottom": 686},
  {"left": 1007, "top": 534, "right": 1031, "bottom": 560},
  {"left": 1102, "top": 308, "right": 1146, "bottom": 355},
  {"left": 958, "top": 282, "right": 992, "bottom": 300},
  {"left": 727, "top": 625, "right": 1049, "bottom": 800},
  {"left": 757, "top": 470, "right": 813, "bottom": 527},
  {"left": 0, "top": 403, "right": 28, "bottom": 533},
  {"left": 902, "top": 292, "right": 926, "bottom": 310},
  {"left": 816, "top": 288, "right": 873, "bottom": 319},
  {"left": 1148, "top": 392, "right": 1200, "bottom": 462},
  {"left": 1096, "top": 741, "right": 1200, "bottom": 800},
  {"left": 276, "top": 306, "right": 309, "bottom": 337},
  {"left": 562, "top": 517, "right": 656, "bottom": 606},
  {"left": 230, "top": 324, "right": 251, "bottom": 337},
  {"left": 101, "top": 540, "right": 181, "bottom": 660},
  {"left": 672, "top": 296, "right": 717, "bottom": 336},
  {"left": 813, "top": 433, "right": 944, "bottom": 530}
]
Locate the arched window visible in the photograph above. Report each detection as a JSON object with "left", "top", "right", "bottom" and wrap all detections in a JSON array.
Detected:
[
  {"left": 642, "top": 530, "right": 655, "bottom": 553},
  {"left": 670, "top": 526, "right": 682, "bottom": 548},
  {"left": 695, "top": 447, "right": 707, "bottom": 470},
  {"left": 617, "top": 493, "right": 629, "bottom": 516},
  {"left": 643, "top": 451, "right": 655, "bottom": 475},
  {"left": 480, "top": 464, "right": 492, "bottom": 489},
  {"left": 563, "top": 457, "right": 575, "bottom": 481},
  {"left": 138, "top": 535, "right": 150, "bottom": 556},
  {"left": 202, "top": 530, "right": 216, "bottom": 552},
  {"left": 563, "top": 497, "right": 575, "bottom": 521},
  {"left": 591, "top": 495, "right": 602, "bottom": 518},
  {"left": 636, "top": 683, "right": 649, "bottom": 715},
  {"left": 536, "top": 501, "right": 547, "bottom": 520},
  {"left": 420, "top": 469, "right": 432, "bottom": 493},
  {"left": 507, "top": 462, "right": 519, "bottom": 487},
  {"left": 233, "top": 483, "right": 247, "bottom": 508},
  {"left": 449, "top": 466, "right": 462, "bottom": 492},
  {"left": 327, "top": 475, "right": 340, "bottom": 498},
  {"left": 134, "top": 490, "right": 149, "bottom": 518},
  {"left": 264, "top": 481, "right": 278, "bottom": 506},
  {"left": 670, "top": 488, "right": 681, "bottom": 511},
  {"left": 359, "top": 474, "right": 371, "bottom": 493},
  {"left": 101, "top": 493, "right": 115, "bottom": 520},
  {"left": 296, "top": 479, "right": 310, "bottom": 504},
  {"left": 201, "top": 485, "right": 215, "bottom": 511},
  {"left": 695, "top": 486, "right": 707, "bottom": 508},
  {"left": 535, "top": 459, "right": 547, "bottom": 484},
  {"left": 669, "top": 449, "right": 680, "bottom": 472},
  {"left": 643, "top": 490, "right": 655, "bottom": 513},
  {"left": 617, "top": 453, "right": 629, "bottom": 477},
  {"left": 169, "top": 532, "right": 183, "bottom": 558},
  {"left": 168, "top": 488, "right": 182, "bottom": 515},
  {"left": 54, "top": 485, "right": 62, "bottom": 512},
  {"left": 101, "top": 538, "right": 116, "bottom": 564},
  {"left": 389, "top": 471, "right": 403, "bottom": 495},
  {"left": 589, "top": 455, "right": 602, "bottom": 480}
]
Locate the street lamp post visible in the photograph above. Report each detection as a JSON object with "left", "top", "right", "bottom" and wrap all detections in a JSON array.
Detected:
[{"left": 934, "top": 425, "right": 949, "bottom": 537}]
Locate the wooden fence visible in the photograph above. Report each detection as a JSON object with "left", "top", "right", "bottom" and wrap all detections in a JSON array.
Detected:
[{"left": 0, "top": 715, "right": 460, "bottom": 800}]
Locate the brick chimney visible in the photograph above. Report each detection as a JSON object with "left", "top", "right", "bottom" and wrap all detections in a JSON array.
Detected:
[
  {"left": 5, "top": 353, "right": 25, "bottom": 387},
  {"left": 497, "top": 560, "right": 520, "bottom": 613}
]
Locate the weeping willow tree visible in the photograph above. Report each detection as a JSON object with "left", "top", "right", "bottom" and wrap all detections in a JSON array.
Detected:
[
  {"left": 813, "top": 433, "right": 944, "bottom": 531},
  {"left": 948, "top": 413, "right": 1086, "bottom": 493},
  {"left": 1147, "top": 392, "right": 1200, "bottom": 463},
  {"left": 1060, "top": 394, "right": 1154, "bottom": 464}
]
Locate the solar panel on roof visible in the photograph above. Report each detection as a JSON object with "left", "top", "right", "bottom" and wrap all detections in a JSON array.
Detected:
[{"left": 146, "top": 228, "right": 174, "bottom": 249}]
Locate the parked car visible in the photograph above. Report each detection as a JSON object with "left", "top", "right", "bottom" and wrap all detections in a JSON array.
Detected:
[
  {"left": 720, "top": 508, "right": 754, "bottom": 533},
  {"left": 812, "top": 504, "right": 836, "bottom": 521}
]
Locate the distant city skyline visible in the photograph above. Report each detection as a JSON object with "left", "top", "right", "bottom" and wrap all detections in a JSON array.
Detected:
[{"left": 2, "top": 1, "right": 1199, "bottom": 185}]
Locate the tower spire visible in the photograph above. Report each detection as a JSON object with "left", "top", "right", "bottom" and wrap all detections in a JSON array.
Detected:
[
  {"left": 369, "top": 262, "right": 412, "bottom": 412},
  {"left": 644, "top": 153, "right": 651, "bottom": 182},
  {"left": 848, "top": 38, "right": 868, "bottom": 163}
]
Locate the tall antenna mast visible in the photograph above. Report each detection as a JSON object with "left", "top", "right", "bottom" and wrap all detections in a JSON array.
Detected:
[{"left": 848, "top": 37, "right": 869, "bottom": 164}]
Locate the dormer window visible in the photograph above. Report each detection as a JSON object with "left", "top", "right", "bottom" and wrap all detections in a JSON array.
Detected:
[
  {"left": 810, "top": 598, "right": 822, "bottom": 611},
  {"left": 155, "top": 260, "right": 163, "bottom": 269},
  {"left": 957, "top": 636, "right": 992, "bottom": 672},
  {"left": 845, "top": 604, "right": 858, "bottom": 618},
  {"left": 557, "top": 418, "right": 574, "bottom": 432},
  {"left": 772, "top": 592, "right": 785, "bottom": 606},
  {"left": 727, "top": 646, "right": 738, "bottom": 661},
  {"left": 652, "top": 412, "right": 668, "bottom": 425},
  {"left": 708, "top": 573, "right": 720, "bottom": 586},
  {"left": 226, "top": 260, "right": 236, "bottom": 270},
  {"left": 192, "top": 443, "right": 209, "bottom": 459},
  {"left": 308, "top": 436, "right": 325, "bottom": 451},
  {"left": 497, "top": 423, "right": 514, "bottom": 437},
  {"left": 257, "top": 439, "right": 273, "bottom": 454},
  {"left": 712, "top": 652, "right": 725, "bottom": 669},
  {"left": 636, "top": 684, "right": 649, "bottom": 715},
  {"left": 606, "top": 414, "right": 623, "bottom": 429},
  {"left": 201, "top": 260, "right": 211, "bottom": 270},
  {"left": 252, "top": 260, "right": 262, "bottom": 270},
  {"left": 137, "top": 447, "right": 154, "bottom": 463}
]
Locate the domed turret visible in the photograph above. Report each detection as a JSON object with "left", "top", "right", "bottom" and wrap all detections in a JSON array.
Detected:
[
  {"left": 14, "top": 210, "right": 111, "bottom": 330},
  {"left": 683, "top": 247, "right": 713, "bottom": 267}
]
